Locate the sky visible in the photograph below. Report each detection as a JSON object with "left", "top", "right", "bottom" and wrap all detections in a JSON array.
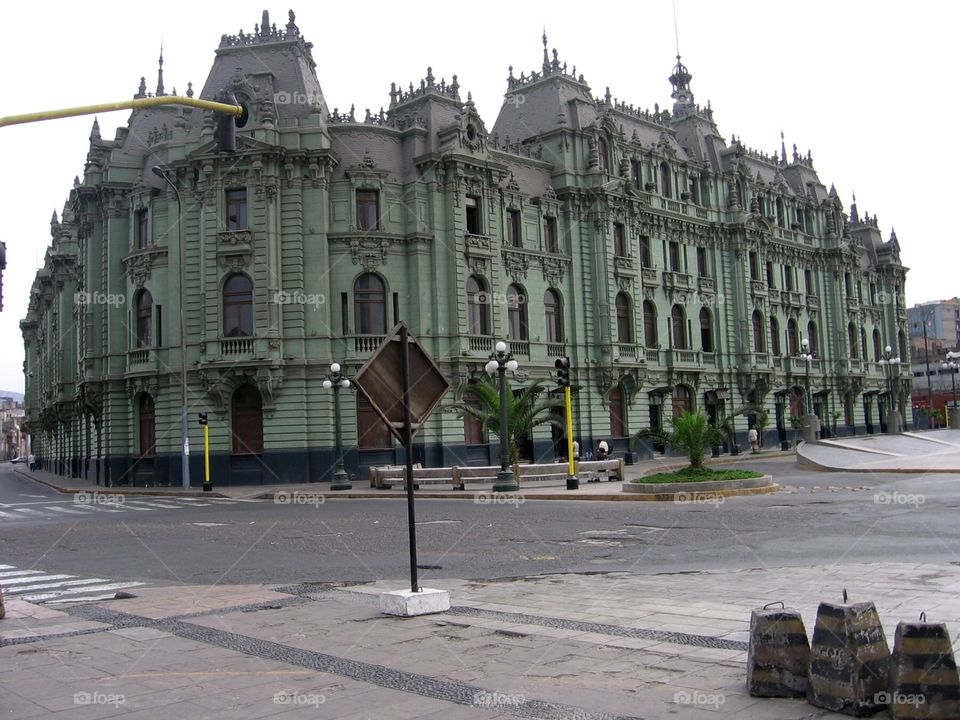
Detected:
[{"left": 0, "top": 0, "right": 955, "bottom": 393}]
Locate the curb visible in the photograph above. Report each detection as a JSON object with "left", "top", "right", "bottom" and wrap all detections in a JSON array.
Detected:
[
  {"left": 624, "top": 474, "right": 775, "bottom": 494},
  {"left": 13, "top": 467, "right": 232, "bottom": 498}
]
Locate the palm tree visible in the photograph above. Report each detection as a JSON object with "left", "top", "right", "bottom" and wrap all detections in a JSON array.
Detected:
[
  {"left": 458, "top": 376, "right": 563, "bottom": 467},
  {"left": 633, "top": 410, "right": 725, "bottom": 469}
]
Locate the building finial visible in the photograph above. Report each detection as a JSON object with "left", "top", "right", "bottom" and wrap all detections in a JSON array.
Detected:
[
  {"left": 542, "top": 27, "right": 550, "bottom": 73},
  {"left": 849, "top": 190, "right": 859, "bottom": 223},
  {"left": 156, "top": 42, "right": 165, "bottom": 96},
  {"left": 89, "top": 117, "right": 101, "bottom": 142},
  {"left": 780, "top": 130, "right": 787, "bottom": 163}
]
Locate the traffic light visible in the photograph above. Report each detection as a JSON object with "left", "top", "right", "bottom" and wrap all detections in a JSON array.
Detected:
[
  {"left": 198, "top": 412, "right": 208, "bottom": 426},
  {"left": 555, "top": 356, "right": 571, "bottom": 387},
  {"left": 214, "top": 91, "right": 237, "bottom": 153}
]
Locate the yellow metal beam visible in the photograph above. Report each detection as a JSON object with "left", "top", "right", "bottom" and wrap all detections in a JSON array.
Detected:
[{"left": 0, "top": 96, "right": 242, "bottom": 129}]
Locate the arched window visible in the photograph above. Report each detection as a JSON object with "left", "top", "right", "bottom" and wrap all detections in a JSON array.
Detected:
[
  {"left": 807, "top": 321, "right": 818, "bottom": 355},
  {"left": 672, "top": 385, "right": 693, "bottom": 418},
  {"left": 632, "top": 160, "right": 642, "bottom": 189},
  {"left": 671, "top": 305, "right": 687, "bottom": 350},
  {"left": 770, "top": 316, "right": 781, "bottom": 355},
  {"left": 544, "top": 289, "right": 563, "bottom": 343},
  {"left": 848, "top": 323, "right": 859, "bottom": 359},
  {"left": 231, "top": 385, "right": 263, "bottom": 455},
  {"left": 873, "top": 329, "right": 882, "bottom": 361},
  {"left": 775, "top": 197, "right": 785, "bottom": 227},
  {"left": 597, "top": 137, "right": 610, "bottom": 173},
  {"left": 787, "top": 319, "right": 799, "bottom": 356},
  {"left": 136, "top": 290, "right": 153, "bottom": 348},
  {"left": 616, "top": 293, "right": 632, "bottom": 343},
  {"left": 861, "top": 328, "right": 868, "bottom": 362},
  {"left": 643, "top": 301, "right": 657, "bottom": 348},
  {"left": 610, "top": 385, "right": 626, "bottom": 437},
  {"left": 223, "top": 274, "right": 253, "bottom": 337},
  {"left": 507, "top": 284, "right": 528, "bottom": 341},
  {"left": 660, "top": 162, "right": 672, "bottom": 199},
  {"left": 699, "top": 308, "right": 713, "bottom": 353},
  {"left": 753, "top": 311, "right": 765, "bottom": 352},
  {"left": 354, "top": 273, "right": 386, "bottom": 335},
  {"left": 138, "top": 394, "right": 155, "bottom": 458},
  {"left": 466, "top": 276, "right": 489, "bottom": 335}
]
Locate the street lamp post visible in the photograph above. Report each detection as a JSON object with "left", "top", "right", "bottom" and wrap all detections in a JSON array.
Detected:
[
  {"left": 151, "top": 166, "right": 190, "bottom": 489},
  {"left": 798, "top": 338, "right": 818, "bottom": 442},
  {"left": 485, "top": 341, "right": 519, "bottom": 492},
  {"left": 322, "top": 362, "right": 353, "bottom": 490},
  {"left": 878, "top": 345, "right": 902, "bottom": 433},
  {"left": 942, "top": 353, "right": 959, "bottom": 429}
]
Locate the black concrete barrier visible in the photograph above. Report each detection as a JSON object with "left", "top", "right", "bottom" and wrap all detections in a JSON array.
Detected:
[
  {"left": 808, "top": 595, "right": 890, "bottom": 715},
  {"left": 887, "top": 614, "right": 960, "bottom": 719},
  {"left": 747, "top": 602, "right": 810, "bottom": 697}
]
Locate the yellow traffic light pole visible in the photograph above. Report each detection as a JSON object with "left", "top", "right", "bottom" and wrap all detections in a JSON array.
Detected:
[
  {"left": 0, "top": 96, "right": 242, "bottom": 129},
  {"left": 203, "top": 423, "right": 211, "bottom": 493}
]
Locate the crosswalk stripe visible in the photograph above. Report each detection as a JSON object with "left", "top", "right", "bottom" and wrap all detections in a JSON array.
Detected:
[
  {"left": 2, "top": 574, "right": 75, "bottom": 586},
  {"left": 21, "top": 582, "right": 145, "bottom": 603},
  {"left": 9, "top": 507, "right": 45, "bottom": 516},
  {"left": 0, "top": 570, "right": 45, "bottom": 578},
  {"left": 0, "top": 564, "right": 15, "bottom": 570},
  {"left": 6, "top": 577, "right": 114, "bottom": 594},
  {"left": 47, "top": 506, "right": 92, "bottom": 515},
  {"left": 124, "top": 501, "right": 181, "bottom": 509},
  {"left": 0, "top": 511, "right": 18, "bottom": 519}
]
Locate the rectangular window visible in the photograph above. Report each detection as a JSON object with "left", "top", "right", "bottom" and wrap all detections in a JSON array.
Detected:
[
  {"left": 669, "top": 242, "right": 681, "bottom": 272},
  {"left": 749, "top": 251, "right": 759, "bottom": 281},
  {"left": 857, "top": 282, "right": 863, "bottom": 303},
  {"left": 543, "top": 216, "right": 558, "bottom": 253},
  {"left": 766, "top": 262, "right": 776, "bottom": 288},
  {"left": 507, "top": 209, "right": 522, "bottom": 247},
  {"left": 784, "top": 265, "right": 794, "bottom": 292},
  {"left": 697, "top": 247, "right": 707, "bottom": 277},
  {"left": 137, "top": 209, "right": 149, "bottom": 249},
  {"left": 613, "top": 223, "right": 626, "bottom": 257},
  {"left": 226, "top": 189, "right": 248, "bottom": 231},
  {"left": 466, "top": 195, "right": 481, "bottom": 235},
  {"left": 640, "top": 236, "right": 652, "bottom": 267},
  {"left": 341, "top": 292, "right": 349, "bottom": 335},
  {"left": 156, "top": 305, "right": 162, "bottom": 347},
  {"left": 805, "top": 269, "right": 813, "bottom": 294},
  {"left": 870, "top": 282, "right": 876, "bottom": 305},
  {"left": 356, "top": 190, "right": 379, "bottom": 232},
  {"left": 393, "top": 292, "right": 399, "bottom": 326},
  {"left": 844, "top": 273, "right": 852, "bottom": 296}
]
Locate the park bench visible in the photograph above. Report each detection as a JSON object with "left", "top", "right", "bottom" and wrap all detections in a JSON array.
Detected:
[{"left": 370, "top": 458, "right": 624, "bottom": 490}]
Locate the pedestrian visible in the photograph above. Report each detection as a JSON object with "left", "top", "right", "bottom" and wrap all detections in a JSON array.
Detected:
[
  {"left": 28, "top": 452, "right": 35, "bottom": 471},
  {"left": 596, "top": 440, "right": 609, "bottom": 461},
  {"left": 748, "top": 426, "right": 759, "bottom": 454},
  {"left": 572, "top": 439, "right": 580, "bottom": 461}
]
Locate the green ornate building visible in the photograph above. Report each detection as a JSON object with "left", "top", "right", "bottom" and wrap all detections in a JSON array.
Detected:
[{"left": 21, "top": 10, "right": 910, "bottom": 486}]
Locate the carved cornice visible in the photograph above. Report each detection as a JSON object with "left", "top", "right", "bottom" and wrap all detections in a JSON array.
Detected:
[{"left": 121, "top": 246, "right": 169, "bottom": 288}]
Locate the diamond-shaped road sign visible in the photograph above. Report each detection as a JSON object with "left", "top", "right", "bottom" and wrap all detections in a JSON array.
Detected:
[{"left": 352, "top": 322, "right": 451, "bottom": 443}]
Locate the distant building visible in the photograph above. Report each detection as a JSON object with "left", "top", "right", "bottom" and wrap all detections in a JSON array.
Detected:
[
  {"left": 908, "top": 299, "right": 960, "bottom": 349},
  {"left": 21, "top": 9, "right": 910, "bottom": 486}
]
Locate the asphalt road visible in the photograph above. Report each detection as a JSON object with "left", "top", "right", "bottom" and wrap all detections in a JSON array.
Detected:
[{"left": 2, "top": 458, "right": 959, "bottom": 593}]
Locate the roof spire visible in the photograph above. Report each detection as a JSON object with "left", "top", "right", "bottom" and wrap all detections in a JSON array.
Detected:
[
  {"left": 156, "top": 42, "right": 165, "bottom": 96},
  {"left": 850, "top": 190, "right": 859, "bottom": 223},
  {"left": 542, "top": 27, "right": 550, "bottom": 73},
  {"left": 780, "top": 130, "right": 787, "bottom": 164}
]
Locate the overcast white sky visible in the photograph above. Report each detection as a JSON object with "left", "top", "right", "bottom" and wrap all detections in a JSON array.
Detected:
[{"left": 0, "top": 0, "right": 955, "bottom": 393}]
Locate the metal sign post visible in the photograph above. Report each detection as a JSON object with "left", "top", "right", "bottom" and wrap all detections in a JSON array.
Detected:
[{"left": 400, "top": 324, "right": 419, "bottom": 593}]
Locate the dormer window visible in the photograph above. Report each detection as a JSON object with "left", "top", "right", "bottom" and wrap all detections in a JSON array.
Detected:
[
  {"left": 357, "top": 190, "right": 379, "bottom": 232},
  {"left": 597, "top": 137, "right": 610, "bottom": 173},
  {"left": 660, "top": 162, "right": 672, "bottom": 199},
  {"left": 466, "top": 196, "right": 481, "bottom": 235},
  {"left": 136, "top": 209, "right": 149, "bottom": 249}
]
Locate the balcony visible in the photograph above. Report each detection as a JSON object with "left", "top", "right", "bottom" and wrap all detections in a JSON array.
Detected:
[
  {"left": 352, "top": 335, "right": 384, "bottom": 354},
  {"left": 641, "top": 267, "right": 659, "bottom": 287},
  {"left": 783, "top": 291, "right": 803, "bottom": 307},
  {"left": 749, "top": 280, "right": 767, "bottom": 297},
  {"left": 666, "top": 348, "right": 701, "bottom": 368},
  {"left": 753, "top": 352, "right": 771, "bottom": 368},
  {"left": 126, "top": 348, "right": 156, "bottom": 373},
  {"left": 546, "top": 342, "right": 567, "bottom": 358},
  {"left": 848, "top": 358, "right": 865, "bottom": 374},
  {"left": 645, "top": 348, "right": 660, "bottom": 364},
  {"left": 663, "top": 271, "right": 693, "bottom": 292},
  {"left": 806, "top": 295, "right": 820, "bottom": 310},
  {"left": 616, "top": 343, "right": 639, "bottom": 361},
  {"left": 468, "top": 336, "right": 494, "bottom": 354},
  {"left": 846, "top": 296, "right": 859, "bottom": 311},
  {"left": 220, "top": 337, "right": 256, "bottom": 356},
  {"left": 509, "top": 340, "right": 530, "bottom": 357},
  {"left": 698, "top": 276, "right": 715, "bottom": 294}
]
